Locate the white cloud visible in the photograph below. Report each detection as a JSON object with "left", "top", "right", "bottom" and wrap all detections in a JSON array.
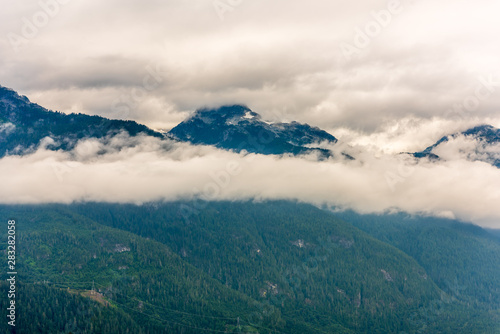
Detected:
[
  {"left": 1, "top": 134, "right": 500, "bottom": 228},
  {"left": 432, "top": 134, "right": 500, "bottom": 165},
  {"left": 1, "top": 0, "right": 499, "bottom": 133},
  {"left": 329, "top": 117, "right": 500, "bottom": 155}
]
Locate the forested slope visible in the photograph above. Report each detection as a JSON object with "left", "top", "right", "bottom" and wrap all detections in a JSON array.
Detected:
[{"left": 1, "top": 201, "right": 499, "bottom": 333}]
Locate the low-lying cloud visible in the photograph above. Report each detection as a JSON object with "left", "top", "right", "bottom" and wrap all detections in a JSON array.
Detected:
[
  {"left": 433, "top": 135, "right": 500, "bottom": 165},
  {"left": 1, "top": 133, "right": 499, "bottom": 228}
]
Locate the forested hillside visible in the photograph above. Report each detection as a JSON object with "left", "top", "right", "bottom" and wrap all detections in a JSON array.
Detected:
[
  {"left": 0, "top": 86, "right": 162, "bottom": 157},
  {"left": 336, "top": 211, "right": 500, "bottom": 311},
  {"left": 64, "top": 201, "right": 500, "bottom": 332},
  {"left": 1, "top": 201, "right": 499, "bottom": 333},
  {"left": 0, "top": 206, "right": 283, "bottom": 334}
]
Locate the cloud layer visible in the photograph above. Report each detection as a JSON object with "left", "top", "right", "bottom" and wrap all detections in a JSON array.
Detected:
[
  {"left": 1, "top": 0, "right": 500, "bottom": 134},
  {"left": 1, "top": 134, "right": 500, "bottom": 228}
]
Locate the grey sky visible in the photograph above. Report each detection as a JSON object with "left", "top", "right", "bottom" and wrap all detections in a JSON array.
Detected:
[{"left": 1, "top": 0, "right": 499, "bottom": 147}]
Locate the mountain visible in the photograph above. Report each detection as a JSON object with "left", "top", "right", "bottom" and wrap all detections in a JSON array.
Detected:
[
  {"left": 414, "top": 124, "right": 500, "bottom": 167},
  {"left": 0, "top": 85, "right": 162, "bottom": 157},
  {"left": 63, "top": 201, "right": 500, "bottom": 333},
  {"left": 335, "top": 210, "right": 500, "bottom": 311},
  {"left": 0, "top": 200, "right": 489, "bottom": 334},
  {"left": 1, "top": 86, "right": 339, "bottom": 159},
  {"left": 3, "top": 85, "right": 498, "bottom": 167},
  {"left": 0, "top": 204, "right": 281, "bottom": 334},
  {"left": 486, "top": 228, "right": 500, "bottom": 239},
  {"left": 2, "top": 201, "right": 498, "bottom": 333},
  {"left": 168, "top": 105, "right": 338, "bottom": 157},
  {"left": 1, "top": 85, "right": 500, "bottom": 332}
]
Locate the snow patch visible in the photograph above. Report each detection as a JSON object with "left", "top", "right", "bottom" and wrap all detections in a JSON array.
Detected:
[{"left": 243, "top": 111, "right": 255, "bottom": 119}]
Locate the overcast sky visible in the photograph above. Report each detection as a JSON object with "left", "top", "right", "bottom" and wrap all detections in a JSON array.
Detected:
[
  {"left": 1, "top": 0, "right": 500, "bottom": 149},
  {"left": 2, "top": 0, "right": 500, "bottom": 226}
]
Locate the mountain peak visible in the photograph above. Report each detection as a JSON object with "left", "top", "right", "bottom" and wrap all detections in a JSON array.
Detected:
[
  {"left": 169, "top": 105, "right": 337, "bottom": 156},
  {"left": 185, "top": 105, "right": 262, "bottom": 128},
  {"left": 414, "top": 124, "right": 500, "bottom": 167},
  {"left": 0, "top": 85, "right": 31, "bottom": 106},
  {"left": 462, "top": 124, "right": 499, "bottom": 143},
  {"left": 192, "top": 105, "right": 255, "bottom": 119}
]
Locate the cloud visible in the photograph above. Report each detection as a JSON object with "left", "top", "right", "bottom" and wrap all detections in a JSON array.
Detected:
[
  {"left": 328, "top": 116, "right": 500, "bottom": 155},
  {"left": 432, "top": 134, "right": 500, "bottom": 165},
  {"left": 1, "top": 133, "right": 500, "bottom": 228},
  {"left": 2, "top": 0, "right": 500, "bottom": 229},
  {"left": 1, "top": 0, "right": 500, "bottom": 132}
]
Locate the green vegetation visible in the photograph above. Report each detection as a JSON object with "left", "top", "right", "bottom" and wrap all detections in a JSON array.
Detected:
[
  {"left": 0, "top": 206, "right": 279, "bottom": 333},
  {"left": 1, "top": 201, "right": 499, "bottom": 333},
  {"left": 337, "top": 211, "right": 500, "bottom": 308},
  {"left": 0, "top": 86, "right": 162, "bottom": 157},
  {"left": 0, "top": 282, "right": 142, "bottom": 334},
  {"left": 337, "top": 210, "right": 500, "bottom": 332}
]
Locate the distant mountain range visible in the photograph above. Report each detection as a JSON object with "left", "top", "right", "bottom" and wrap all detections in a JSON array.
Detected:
[
  {"left": 1, "top": 86, "right": 338, "bottom": 158},
  {"left": 2, "top": 84, "right": 500, "bottom": 167},
  {"left": 414, "top": 124, "right": 500, "bottom": 167}
]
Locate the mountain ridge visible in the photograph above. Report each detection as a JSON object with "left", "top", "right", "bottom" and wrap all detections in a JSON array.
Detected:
[
  {"left": 0, "top": 85, "right": 163, "bottom": 157},
  {"left": 1, "top": 86, "right": 341, "bottom": 159},
  {"left": 168, "top": 105, "right": 338, "bottom": 157},
  {"left": 413, "top": 124, "right": 500, "bottom": 167},
  {"left": 3, "top": 85, "right": 499, "bottom": 166}
]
